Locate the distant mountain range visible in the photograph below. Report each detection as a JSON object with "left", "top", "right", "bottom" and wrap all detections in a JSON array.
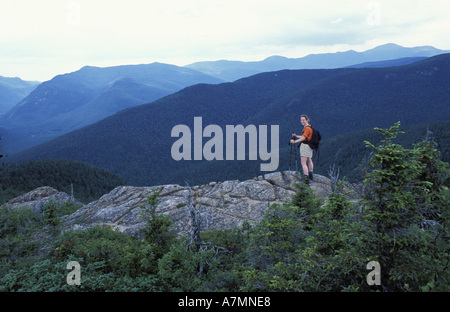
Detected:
[
  {"left": 0, "top": 76, "right": 39, "bottom": 114},
  {"left": 185, "top": 43, "right": 449, "bottom": 81},
  {"left": 1, "top": 43, "right": 449, "bottom": 156},
  {"left": 0, "top": 63, "right": 223, "bottom": 153},
  {"left": 8, "top": 54, "right": 450, "bottom": 187}
]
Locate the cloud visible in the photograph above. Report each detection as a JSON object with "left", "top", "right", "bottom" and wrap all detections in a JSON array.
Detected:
[
  {"left": 1, "top": 0, "right": 449, "bottom": 81},
  {"left": 330, "top": 18, "right": 344, "bottom": 24}
]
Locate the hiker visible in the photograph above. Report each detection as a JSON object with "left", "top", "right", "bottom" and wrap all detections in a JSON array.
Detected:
[{"left": 290, "top": 114, "right": 314, "bottom": 184}]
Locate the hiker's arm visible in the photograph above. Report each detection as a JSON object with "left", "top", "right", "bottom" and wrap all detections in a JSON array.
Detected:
[{"left": 291, "top": 135, "right": 306, "bottom": 144}]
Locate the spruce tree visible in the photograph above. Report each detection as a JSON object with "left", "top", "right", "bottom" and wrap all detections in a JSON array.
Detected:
[{"left": 361, "top": 122, "right": 449, "bottom": 291}]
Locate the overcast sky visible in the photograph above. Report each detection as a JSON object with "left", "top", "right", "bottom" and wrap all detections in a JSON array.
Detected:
[{"left": 1, "top": 0, "right": 449, "bottom": 81}]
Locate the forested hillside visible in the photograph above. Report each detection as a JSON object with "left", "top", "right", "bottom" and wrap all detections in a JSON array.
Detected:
[
  {"left": 0, "top": 159, "right": 129, "bottom": 204},
  {"left": 153, "top": 120, "right": 450, "bottom": 186},
  {"left": 8, "top": 55, "right": 450, "bottom": 187},
  {"left": 314, "top": 120, "right": 450, "bottom": 182}
]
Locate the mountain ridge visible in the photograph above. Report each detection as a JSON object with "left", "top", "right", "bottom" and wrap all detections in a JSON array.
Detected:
[
  {"left": 185, "top": 43, "right": 449, "bottom": 81},
  {"left": 8, "top": 54, "right": 450, "bottom": 187},
  {"left": 0, "top": 75, "right": 40, "bottom": 114},
  {"left": 1, "top": 43, "right": 448, "bottom": 155},
  {"left": 0, "top": 63, "right": 224, "bottom": 154}
]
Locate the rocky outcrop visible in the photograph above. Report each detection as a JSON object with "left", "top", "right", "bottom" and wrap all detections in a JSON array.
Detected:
[
  {"left": 62, "top": 171, "right": 335, "bottom": 236},
  {"left": 4, "top": 186, "right": 82, "bottom": 214},
  {"left": 3, "top": 171, "right": 335, "bottom": 237}
]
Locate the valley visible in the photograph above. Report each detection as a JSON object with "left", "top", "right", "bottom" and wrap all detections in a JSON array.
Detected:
[
  {"left": 3, "top": 54, "right": 450, "bottom": 187},
  {"left": 1, "top": 44, "right": 449, "bottom": 188}
]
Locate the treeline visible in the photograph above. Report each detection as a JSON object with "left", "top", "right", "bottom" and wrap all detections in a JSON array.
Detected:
[
  {"left": 0, "top": 123, "right": 448, "bottom": 292},
  {"left": 0, "top": 159, "right": 129, "bottom": 204}
]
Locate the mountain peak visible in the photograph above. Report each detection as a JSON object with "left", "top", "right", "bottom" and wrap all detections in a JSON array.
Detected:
[
  {"left": 367, "top": 43, "right": 446, "bottom": 55},
  {"left": 263, "top": 55, "right": 289, "bottom": 62},
  {"left": 370, "top": 43, "right": 403, "bottom": 50}
]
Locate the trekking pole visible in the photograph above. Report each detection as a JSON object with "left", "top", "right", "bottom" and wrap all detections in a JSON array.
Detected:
[
  {"left": 294, "top": 142, "right": 298, "bottom": 172},
  {"left": 288, "top": 134, "right": 299, "bottom": 172},
  {"left": 289, "top": 142, "right": 293, "bottom": 171}
]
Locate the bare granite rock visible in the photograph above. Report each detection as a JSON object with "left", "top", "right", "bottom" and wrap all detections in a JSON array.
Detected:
[
  {"left": 2, "top": 171, "right": 335, "bottom": 237},
  {"left": 61, "top": 171, "right": 333, "bottom": 236},
  {"left": 4, "top": 186, "right": 82, "bottom": 214}
]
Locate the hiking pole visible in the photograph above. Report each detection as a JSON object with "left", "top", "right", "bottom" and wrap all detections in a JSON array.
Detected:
[
  {"left": 289, "top": 140, "right": 293, "bottom": 171},
  {"left": 294, "top": 142, "right": 298, "bottom": 172},
  {"left": 288, "top": 134, "right": 299, "bottom": 172},
  {"left": 288, "top": 134, "right": 294, "bottom": 171}
]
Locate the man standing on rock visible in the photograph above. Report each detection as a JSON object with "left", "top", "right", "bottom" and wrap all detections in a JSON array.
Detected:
[{"left": 290, "top": 115, "right": 314, "bottom": 184}]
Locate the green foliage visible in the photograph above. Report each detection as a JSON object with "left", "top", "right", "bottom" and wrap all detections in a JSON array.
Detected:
[
  {"left": 238, "top": 182, "right": 365, "bottom": 292},
  {"left": 139, "top": 189, "right": 176, "bottom": 260},
  {"left": 1, "top": 122, "right": 449, "bottom": 292},
  {"left": 0, "top": 206, "right": 44, "bottom": 274},
  {"left": 53, "top": 226, "right": 152, "bottom": 278},
  {"left": 360, "top": 122, "right": 450, "bottom": 291},
  {"left": 0, "top": 159, "right": 129, "bottom": 204},
  {"left": 156, "top": 238, "right": 205, "bottom": 291},
  {"left": 316, "top": 121, "right": 450, "bottom": 182},
  {"left": 157, "top": 227, "right": 248, "bottom": 292},
  {"left": 41, "top": 200, "right": 61, "bottom": 227},
  {"left": 0, "top": 199, "right": 81, "bottom": 274},
  {"left": 237, "top": 122, "right": 449, "bottom": 292}
]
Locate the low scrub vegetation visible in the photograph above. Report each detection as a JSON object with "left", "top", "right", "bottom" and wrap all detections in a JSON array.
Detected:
[{"left": 1, "top": 123, "right": 448, "bottom": 292}]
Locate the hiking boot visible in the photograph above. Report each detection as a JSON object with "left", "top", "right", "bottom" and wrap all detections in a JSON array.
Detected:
[
  {"left": 309, "top": 171, "right": 314, "bottom": 181},
  {"left": 303, "top": 175, "right": 310, "bottom": 185}
]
